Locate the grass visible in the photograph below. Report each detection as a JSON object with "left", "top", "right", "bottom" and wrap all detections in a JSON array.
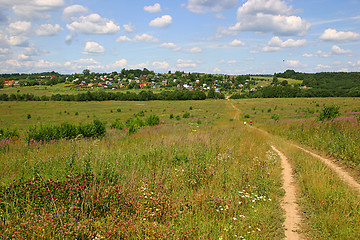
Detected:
[
  {"left": 271, "top": 136, "right": 360, "bottom": 239},
  {"left": 0, "top": 120, "right": 285, "bottom": 239},
  {"left": 1, "top": 98, "right": 360, "bottom": 239}
]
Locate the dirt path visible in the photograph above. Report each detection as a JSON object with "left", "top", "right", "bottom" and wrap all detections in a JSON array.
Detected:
[
  {"left": 292, "top": 145, "right": 360, "bottom": 194},
  {"left": 271, "top": 146, "right": 302, "bottom": 240}
]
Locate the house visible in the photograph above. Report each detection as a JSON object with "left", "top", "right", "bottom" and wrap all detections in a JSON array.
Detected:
[
  {"left": 105, "top": 81, "right": 112, "bottom": 86},
  {"left": 98, "top": 82, "right": 106, "bottom": 87}
]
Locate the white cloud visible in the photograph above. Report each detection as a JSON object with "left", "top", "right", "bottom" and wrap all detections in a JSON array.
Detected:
[
  {"left": 213, "top": 67, "right": 222, "bottom": 73},
  {"left": 285, "top": 60, "right": 305, "bottom": 68},
  {"left": 177, "top": 59, "right": 197, "bottom": 68},
  {"left": 263, "top": 36, "right": 306, "bottom": 51},
  {"left": 187, "top": 0, "right": 238, "bottom": 13},
  {"left": 331, "top": 45, "right": 352, "bottom": 55},
  {"left": 82, "top": 41, "right": 105, "bottom": 55},
  {"left": 231, "top": 0, "right": 310, "bottom": 36},
  {"left": 149, "top": 15, "right": 172, "bottom": 28},
  {"left": 7, "top": 21, "right": 31, "bottom": 35},
  {"left": 320, "top": 28, "right": 360, "bottom": 42},
  {"left": 36, "top": 24, "right": 63, "bottom": 36},
  {"left": 316, "top": 64, "right": 331, "bottom": 69},
  {"left": 116, "top": 36, "right": 132, "bottom": 42},
  {"left": 62, "top": 5, "right": 90, "bottom": 21},
  {"left": 116, "top": 34, "right": 159, "bottom": 43},
  {"left": 144, "top": 3, "right": 162, "bottom": 13},
  {"left": 228, "top": 39, "right": 245, "bottom": 47},
  {"left": 112, "top": 59, "right": 128, "bottom": 68},
  {"left": 152, "top": 61, "right": 169, "bottom": 69},
  {"left": 185, "top": 47, "right": 203, "bottom": 53},
  {"left": 8, "top": 35, "right": 28, "bottom": 46},
  {"left": 67, "top": 13, "right": 120, "bottom": 36},
  {"left": 227, "top": 60, "right": 238, "bottom": 64},
  {"left": 123, "top": 23, "right": 135, "bottom": 33},
  {"left": 159, "top": 42, "right": 181, "bottom": 51},
  {"left": 10, "top": 0, "right": 66, "bottom": 20},
  {"left": 0, "top": 48, "right": 9, "bottom": 54},
  {"left": 303, "top": 45, "right": 352, "bottom": 58}
]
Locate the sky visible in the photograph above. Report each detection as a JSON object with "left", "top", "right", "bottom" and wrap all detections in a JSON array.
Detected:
[{"left": 0, "top": 0, "right": 359, "bottom": 74}]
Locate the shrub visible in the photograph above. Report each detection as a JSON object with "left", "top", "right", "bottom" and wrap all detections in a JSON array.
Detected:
[
  {"left": 271, "top": 114, "right": 280, "bottom": 121},
  {"left": 27, "top": 120, "right": 106, "bottom": 142},
  {"left": 75, "top": 112, "right": 79, "bottom": 116},
  {"left": 117, "top": 108, "right": 121, "bottom": 112},
  {"left": 0, "top": 128, "right": 19, "bottom": 139},
  {"left": 27, "top": 114, "right": 31, "bottom": 119},
  {"left": 244, "top": 114, "right": 250, "bottom": 119},
  {"left": 145, "top": 114, "right": 160, "bottom": 126},
  {"left": 183, "top": 112, "right": 190, "bottom": 118},
  {"left": 176, "top": 115, "right": 181, "bottom": 121},
  {"left": 110, "top": 118, "right": 124, "bottom": 130},
  {"left": 189, "top": 106, "right": 193, "bottom": 110},
  {"left": 318, "top": 104, "right": 340, "bottom": 121},
  {"left": 170, "top": 113, "right": 174, "bottom": 119}
]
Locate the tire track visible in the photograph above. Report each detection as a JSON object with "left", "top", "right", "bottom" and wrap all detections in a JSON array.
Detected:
[{"left": 271, "top": 146, "right": 302, "bottom": 240}]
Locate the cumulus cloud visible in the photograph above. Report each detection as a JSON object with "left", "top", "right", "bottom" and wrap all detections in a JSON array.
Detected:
[
  {"left": 262, "top": 36, "right": 306, "bottom": 51},
  {"left": 228, "top": 39, "right": 245, "bottom": 47},
  {"left": 284, "top": 60, "right": 305, "bottom": 68},
  {"left": 177, "top": 59, "right": 197, "bottom": 68},
  {"left": 36, "top": 24, "right": 63, "bottom": 36},
  {"left": 331, "top": 45, "right": 352, "bottom": 55},
  {"left": 320, "top": 28, "right": 360, "bottom": 42},
  {"left": 159, "top": 42, "right": 181, "bottom": 51},
  {"left": 67, "top": 14, "right": 120, "bottom": 35},
  {"left": 303, "top": 45, "right": 352, "bottom": 58},
  {"left": 8, "top": 35, "right": 28, "bottom": 46},
  {"left": 82, "top": 41, "right": 105, "bottom": 55},
  {"left": 230, "top": 0, "right": 311, "bottom": 36},
  {"left": 149, "top": 15, "right": 172, "bottom": 28},
  {"left": 144, "top": 3, "right": 162, "bottom": 13},
  {"left": 112, "top": 59, "right": 128, "bottom": 68},
  {"left": 184, "top": 47, "right": 203, "bottom": 53},
  {"left": 152, "top": 61, "right": 169, "bottom": 69},
  {"left": 62, "top": 5, "right": 90, "bottom": 21},
  {"left": 187, "top": 0, "right": 238, "bottom": 13},
  {"left": 123, "top": 23, "right": 135, "bottom": 33},
  {"left": 9, "top": 0, "right": 65, "bottom": 20},
  {"left": 7, "top": 21, "right": 31, "bottom": 35},
  {"left": 316, "top": 64, "right": 331, "bottom": 70},
  {"left": 116, "top": 33, "right": 159, "bottom": 43}
]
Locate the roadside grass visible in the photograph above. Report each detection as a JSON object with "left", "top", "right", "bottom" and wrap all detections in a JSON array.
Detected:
[
  {"left": 230, "top": 98, "right": 360, "bottom": 170},
  {"left": 0, "top": 120, "right": 285, "bottom": 239},
  {"left": 272, "top": 137, "right": 360, "bottom": 239}
]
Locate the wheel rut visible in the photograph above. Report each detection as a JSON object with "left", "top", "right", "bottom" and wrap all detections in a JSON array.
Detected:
[{"left": 271, "top": 146, "right": 302, "bottom": 240}]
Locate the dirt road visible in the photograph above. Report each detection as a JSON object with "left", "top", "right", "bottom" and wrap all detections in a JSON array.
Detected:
[{"left": 271, "top": 146, "right": 302, "bottom": 240}]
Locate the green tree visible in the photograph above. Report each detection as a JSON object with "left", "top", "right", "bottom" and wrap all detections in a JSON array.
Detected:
[{"left": 83, "top": 69, "right": 90, "bottom": 76}]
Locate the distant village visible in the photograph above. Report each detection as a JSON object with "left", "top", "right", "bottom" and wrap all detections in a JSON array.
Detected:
[{"left": 1, "top": 69, "right": 297, "bottom": 94}]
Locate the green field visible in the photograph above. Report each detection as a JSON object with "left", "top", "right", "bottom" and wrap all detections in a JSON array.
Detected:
[{"left": 0, "top": 98, "right": 359, "bottom": 239}]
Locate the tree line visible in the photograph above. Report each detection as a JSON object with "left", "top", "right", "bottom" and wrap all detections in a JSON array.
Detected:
[{"left": 0, "top": 89, "right": 225, "bottom": 102}]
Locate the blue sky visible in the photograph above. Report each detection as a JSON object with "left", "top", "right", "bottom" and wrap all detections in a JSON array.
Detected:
[{"left": 0, "top": 0, "right": 359, "bottom": 74}]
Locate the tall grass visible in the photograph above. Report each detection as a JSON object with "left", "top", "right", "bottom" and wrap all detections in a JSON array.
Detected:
[
  {"left": 264, "top": 116, "right": 360, "bottom": 168},
  {"left": 0, "top": 122, "right": 285, "bottom": 239},
  {"left": 273, "top": 139, "right": 360, "bottom": 239}
]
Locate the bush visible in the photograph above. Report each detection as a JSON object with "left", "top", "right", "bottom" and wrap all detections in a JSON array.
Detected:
[
  {"left": 145, "top": 114, "right": 160, "bottom": 126},
  {"left": 170, "top": 113, "right": 174, "bottom": 119},
  {"left": 117, "top": 108, "right": 121, "bottom": 112},
  {"left": 318, "top": 104, "right": 340, "bottom": 121},
  {"left": 271, "top": 114, "right": 280, "bottom": 121},
  {"left": 244, "top": 114, "right": 250, "bottom": 119},
  {"left": 183, "top": 112, "right": 190, "bottom": 118},
  {"left": 0, "top": 128, "right": 19, "bottom": 139},
  {"left": 27, "top": 114, "right": 31, "bottom": 119},
  {"left": 110, "top": 118, "right": 124, "bottom": 130},
  {"left": 27, "top": 120, "right": 106, "bottom": 142},
  {"left": 176, "top": 115, "right": 181, "bottom": 121}
]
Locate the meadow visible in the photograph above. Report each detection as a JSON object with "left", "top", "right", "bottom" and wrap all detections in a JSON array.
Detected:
[{"left": 0, "top": 98, "right": 359, "bottom": 239}]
